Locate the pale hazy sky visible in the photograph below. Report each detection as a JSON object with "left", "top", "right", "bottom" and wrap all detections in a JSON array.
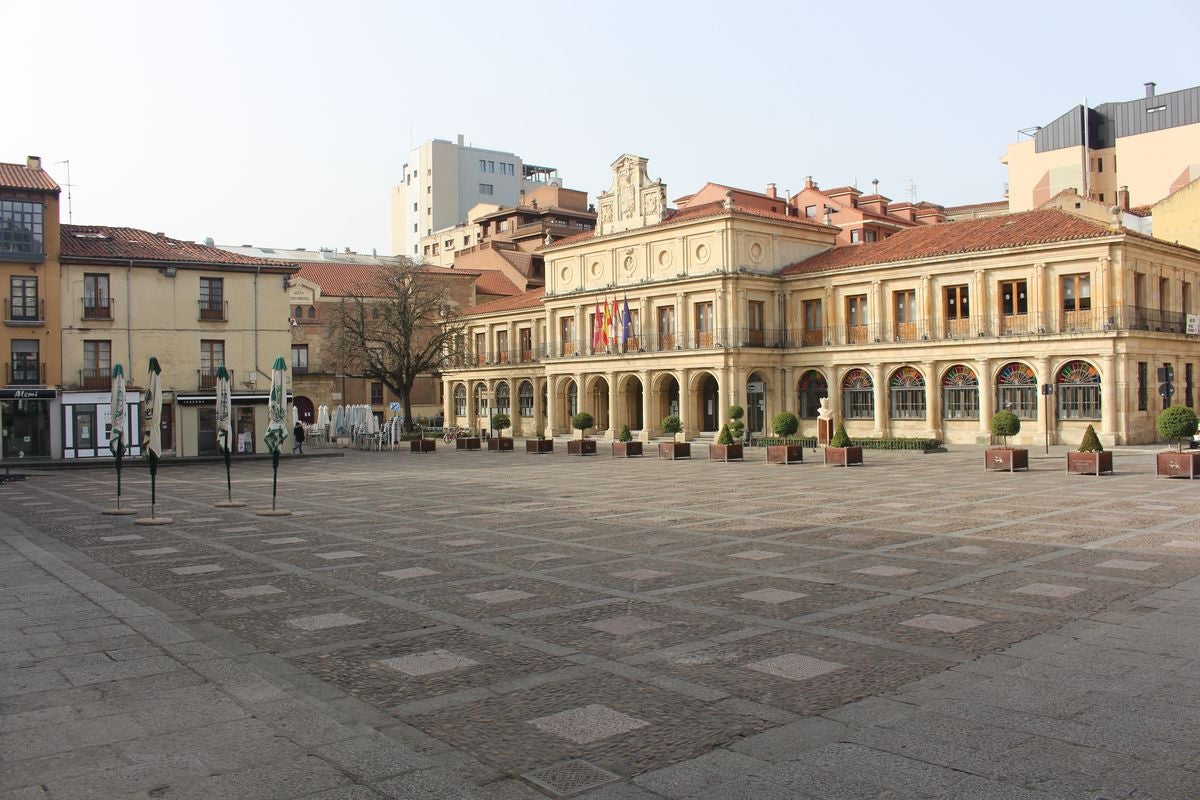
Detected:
[{"left": 5, "top": 0, "right": 1197, "bottom": 256}]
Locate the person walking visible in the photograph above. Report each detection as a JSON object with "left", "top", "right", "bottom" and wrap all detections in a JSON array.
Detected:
[{"left": 292, "top": 421, "right": 306, "bottom": 455}]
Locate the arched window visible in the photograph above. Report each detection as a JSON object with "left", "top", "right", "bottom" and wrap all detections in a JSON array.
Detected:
[
  {"left": 1056, "top": 360, "right": 1101, "bottom": 420},
  {"left": 473, "top": 383, "right": 487, "bottom": 416},
  {"left": 294, "top": 305, "right": 304, "bottom": 318},
  {"left": 842, "top": 368, "right": 874, "bottom": 419},
  {"left": 996, "top": 362, "right": 1038, "bottom": 419},
  {"left": 941, "top": 365, "right": 979, "bottom": 419},
  {"left": 453, "top": 384, "right": 466, "bottom": 417},
  {"left": 889, "top": 367, "right": 926, "bottom": 419},
  {"left": 307, "top": 306, "right": 316, "bottom": 318},
  {"left": 797, "top": 369, "right": 828, "bottom": 419},
  {"left": 371, "top": 306, "right": 381, "bottom": 319},
  {"left": 518, "top": 381, "right": 534, "bottom": 417},
  {"left": 495, "top": 381, "right": 510, "bottom": 414}
]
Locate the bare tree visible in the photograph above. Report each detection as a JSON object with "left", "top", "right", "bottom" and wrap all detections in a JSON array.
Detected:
[{"left": 328, "top": 258, "right": 466, "bottom": 431}]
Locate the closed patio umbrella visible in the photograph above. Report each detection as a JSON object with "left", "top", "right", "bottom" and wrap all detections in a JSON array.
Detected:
[
  {"left": 136, "top": 357, "right": 170, "bottom": 525},
  {"left": 257, "top": 357, "right": 292, "bottom": 516},
  {"left": 214, "top": 365, "right": 244, "bottom": 507},
  {"left": 102, "top": 364, "right": 135, "bottom": 516}
]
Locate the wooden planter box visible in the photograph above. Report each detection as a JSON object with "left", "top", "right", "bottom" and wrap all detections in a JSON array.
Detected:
[
  {"left": 487, "top": 437, "right": 514, "bottom": 451},
  {"left": 658, "top": 442, "right": 691, "bottom": 460},
  {"left": 708, "top": 443, "right": 744, "bottom": 462},
  {"left": 823, "top": 446, "right": 863, "bottom": 466},
  {"left": 766, "top": 444, "right": 805, "bottom": 465},
  {"left": 985, "top": 447, "right": 1028, "bottom": 472},
  {"left": 1157, "top": 450, "right": 1200, "bottom": 479},
  {"left": 410, "top": 438, "right": 436, "bottom": 453},
  {"left": 456, "top": 437, "right": 481, "bottom": 451},
  {"left": 611, "top": 442, "right": 643, "bottom": 458},
  {"left": 567, "top": 439, "right": 597, "bottom": 456},
  {"left": 1066, "top": 450, "right": 1113, "bottom": 476},
  {"left": 525, "top": 439, "right": 554, "bottom": 454}
]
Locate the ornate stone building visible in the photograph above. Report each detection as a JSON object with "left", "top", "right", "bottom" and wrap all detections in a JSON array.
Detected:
[{"left": 441, "top": 154, "right": 1200, "bottom": 447}]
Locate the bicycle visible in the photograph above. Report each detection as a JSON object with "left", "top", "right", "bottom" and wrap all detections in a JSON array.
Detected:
[{"left": 442, "top": 426, "right": 470, "bottom": 444}]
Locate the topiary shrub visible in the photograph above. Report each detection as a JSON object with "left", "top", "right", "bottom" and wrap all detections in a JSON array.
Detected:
[
  {"left": 726, "top": 405, "right": 745, "bottom": 441},
  {"left": 618, "top": 424, "right": 632, "bottom": 443},
  {"left": 829, "top": 423, "right": 852, "bottom": 448},
  {"left": 772, "top": 412, "right": 799, "bottom": 438},
  {"left": 571, "top": 412, "right": 594, "bottom": 437},
  {"left": 661, "top": 415, "right": 683, "bottom": 442},
  {"left": 990, "top": 411, "right": 1021, "bottom": 448},
  {"left": 1077, "top": 424, "right": 1103, "bottom": 453},
  {"left": 490, "top": 413, "right": 511, "bottom": 432},
  {"left": 1157, "top": 404, "right": 1198, "bottom": 451},
  {"left": 717, "top": 424, "right": 734, "bottom": 446}
]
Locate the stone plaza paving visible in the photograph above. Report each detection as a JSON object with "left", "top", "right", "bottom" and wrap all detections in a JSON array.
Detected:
[{"left": 4, "top": 445, "right": 1200, "bottom": 799}]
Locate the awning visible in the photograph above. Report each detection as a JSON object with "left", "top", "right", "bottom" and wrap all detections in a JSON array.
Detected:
[{"left": 0, "top": 388, "right": 57, "bottom": 399}]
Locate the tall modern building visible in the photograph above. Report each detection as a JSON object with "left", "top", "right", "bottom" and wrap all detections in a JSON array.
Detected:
[
  {"left": 390, "top": 135, "right": 561, "bottom": 258},
  {"left": 1004, "top": 82, "right": 1200, "bottom": 212}
]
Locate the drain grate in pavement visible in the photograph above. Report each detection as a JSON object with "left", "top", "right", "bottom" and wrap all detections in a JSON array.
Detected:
[{"left": 522, "top": 759, "right": 620, "bottom": 796}]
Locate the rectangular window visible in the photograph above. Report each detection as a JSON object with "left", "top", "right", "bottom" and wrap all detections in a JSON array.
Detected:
[
  {"left": 9, "top": 276, "right": 39, "bottom": 320},
  {"left": 291, "top": 344, "right": 308, "bottom": 373},
  {"left": 1057, "top": 384, "right": 1101, "bottom": 420},
  {"left": 1160, "top": 277, "right": 1170, "bottom": 313},
  {"left": 199, "top": 340, "right": 223, "bottom": 389},
  {"left": 864, "top": 230, "right": 877, "bottom": 243},
  {"left": 412, "top": 202, "right": 417, "bottom": 212},
  {"left": 1137, "top": 361, "right": 1148, "bottom": 411},
  {"left": 82, "top": 340, "right": 111, "bottom": 388},
  {"left": 890, "top": 387, "right": 926, "bottom": 419},
  {"left": 0, "top": 200, "right": 44, "bottom": 256},
  {"left": 1187, "top": 363, "right": 1195, "bottom": 409},
  {"left": 945, "top": 285, "right": 969, "bottom": 319},
  {"left": 479, "top": 183, "right": 494, "bottom": 195},
  {"left": 9, "top": 339, "right": 39, "bottom": 384},
  {"left": 999, "top": 280, "right": 1027, "bottom": 316},
  {"left": 1184, "top": 282, "right": 1192, "bottom": 316},
  {"left": 802, "top": 298, "right": 823, "bottom": 345},
  {"left": 804, "top": 205, "right": 816, "bottom": 218},
  {"left": 83, "top": 274, "right": 111, "bottom": 319},
  {"left": 850, "top": 229, "right": 861, "bottom": 243},
  {"left": 479, "top": 159, "right": 487, "bottom": 172},
  {"left": 657, "top": 305, "right": 675, "bottom": 351},
  {"left": 519, "top": 384, "right": 534, "bottom": 416},
  {"left": 474, "top": 332, "right": 486, "bottom": 365},
  {"left": 454, "top": 388, "right": 467, "bottom": 416},
  {"left": 519, "top": 328, "right": 532, "bottom": 362},
  {"left": 893, "top": 289, "right": 917, "bottom": 341},
  {"left": 498, "top": 220, "right": 509, "bottom": 232},
  {"left": 942, "top": 386, "right": 979, "bottom": 419},
  {"left": 1062, "top": 274, "right": 1092, "bottom": 312},
  {"left": 694, "top": 301, "right": 713, "bottom": 347},
  {"left": 370, "top": 382, "right": 384, "bottom": 405},
  {"left": 846, "top": 294, "right": 868, "bottom": 343},
  {"left": 496, "top": 330, "right": 509, "bottom": 363},
  {"left": 747, "top": 300, "right": 765, "bottom": 345},
  {"left": 559, "top": 316, "right": 576, "bottom": 356},
  {"left": 843, "top": 387, "right": 874, "bottom": 419},
  {"left": 997, "top": 384, "right": 1038, "bottom": 420},
  {"left": 199, "top": 277, "right": 225, "bottom": 320}
]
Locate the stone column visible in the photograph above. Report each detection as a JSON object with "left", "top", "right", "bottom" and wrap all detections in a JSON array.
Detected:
[
  {"left": 442, "top": 378, "right": 454, "bottom": 426},
  {"left": 977, "top": 359, "right": 993, "bottom": 442},
  {"left": 870, "top": 363, "right": 886, "bottom": 437},
  {"left": 607, "top": 372, "right": 619, "bottom": 439},
  {"left": 544, "top": 376, "right": 556, "bottom": 438},
  {"left": 1035, "top": 356, "right": 1051, "bottom": 445},
  {"left": 1100, "top": 353, "right": 1117, "bottom": 445},
  {"left": 871, "top": 281, "right": 883, "bottom": 342},
  {"left": 640, "top": 369, "right": 653, "bottom": 442},
  {"left": 922, "top": 361, "right": 939, "bottom": 440},
  {"left": 827, "top": 364, "right": 842, "bottom": 426},
  {"left": 720, "top": 365, "right": 735, "bottom": 432},
  {"left": 779, "top": 366, "right": 790, "bottom": 417},
  {"left": 531, "top": 377, "right": 544, "bottom": 438},
  {"left": 1033, "top": 262, "right": 1047, "bottom": 332},
  {"left": 680, "top": 368, "right": 693, "bottom": 439},
  {"left": 675, "top": 293, "right": 686, "bottom": 348},
  {"left": 466, "top": 380, "right": 478, "bottom": 434}
]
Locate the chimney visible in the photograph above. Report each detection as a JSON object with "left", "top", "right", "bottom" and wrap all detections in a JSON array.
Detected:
[
  {"left": 1118, "top": 185, "right": 1130, "bottom": 211},
  {"left": 766, "top": 183, "right": 777, "bottom": 198},
  {"left": 26, "top": 155, "right": 41, "bottom": 170},
  {"left": 457, "top": 134, "right": 465, "bottom": 146},
  {"left": 871, "top": 178, "right": 880, "bottom": 194},
  {"left": 1144, "top": 82, "right": 1156, "bottom": 98},
  {"left": 803, "top": 176, "right": 815, "bottom": 190}
]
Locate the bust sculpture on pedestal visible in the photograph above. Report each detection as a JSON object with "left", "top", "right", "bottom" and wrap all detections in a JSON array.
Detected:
[{"left": 817, "top": 396, "right": 834, "bottom": 445}]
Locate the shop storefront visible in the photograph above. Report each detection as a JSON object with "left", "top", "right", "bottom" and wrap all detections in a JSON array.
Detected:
[
  {"left": 60, "top": 391, "right": 142, "bottom": 459},
  {"left": 0, "top": 388, "right": 60, "bottom": 461},
  {"left": 175, "top": 391, "right": 290, "bottom": 457}
]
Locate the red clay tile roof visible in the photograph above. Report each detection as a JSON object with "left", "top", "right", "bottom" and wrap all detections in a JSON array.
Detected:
[
  {"left": 464, "top": 287, "right": 545, "bottom": 316},
  {"left": 782, "top": 209, "right": 1119, "bottom": 275},
  {"left": 944, "top": 200, "right": 1008, "bottom": 214},
  {"left": 62, "top": 225, "right": 294, "bottom": 270},
  {"left": 1128, "top": 204, "right": 1153, "bottom": 218},
  {"left": 297, "top": 261, "right": 475, "bottom": 296},
  {"left": 473, "top": 269, "right": 521, "bottom": 297},
  {"left": 496, "top": 248, "right": 536, "bottom": 277},
  {"left": 854, "top": 193, "right": 889, "bottom": 203},
  {"left": 822, "top": 186, "right": 861, "bottom": 196},
  {"left": 0, "top": 162, "right": 60, "bottom": 192}
]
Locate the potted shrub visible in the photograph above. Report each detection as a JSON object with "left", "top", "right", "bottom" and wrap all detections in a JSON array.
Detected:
[
  {"left": 726, "top": 405, "right": 745, "bottom": 443},
  {"left": 1067, "top": 424, "right": 1112, "bottom": 476},
  {"left": 487, "top": 413, "right": 514, "bottom": 451},
  {"left": 709, "top": 423, "right": 744, "bottom": 462},
  {"left": 567, "top": 411, "right": 597, "bottom": 455},
  {"left": 456, "top": 427, "right": 481, "bottom": 450},
  {"left": 658, "top": 415, "right": 690, "bottom": 459},
  {"left": 766, "top": 411, "right": 804, "bottom": 465},
  {"left": 612, "top": 424, "right": 642, "bottom": 458},
  {"left": 1156, "top": 405, "right": 1200, "bottom": 478},
  {"left": 526, "top": 431, "right": 554, "bottom": 454},
  {"left": 410, "top": 428, "right": 436, "bottom": 453},
  {"left": 986, "top": 410, "right": 1028, "bottom": 471},
  {"left": 823, "top": 422, "right": 863, "bottom": 466}
]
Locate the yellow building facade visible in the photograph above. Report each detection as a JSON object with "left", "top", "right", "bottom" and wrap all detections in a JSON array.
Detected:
[{"left": 443, "top": 155, "right": 1200, "bottom": 447}]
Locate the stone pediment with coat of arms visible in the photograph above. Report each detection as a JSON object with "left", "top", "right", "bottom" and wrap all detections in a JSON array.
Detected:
[{"left": 595, "top": 154, "right": 667, "bottom": 237}]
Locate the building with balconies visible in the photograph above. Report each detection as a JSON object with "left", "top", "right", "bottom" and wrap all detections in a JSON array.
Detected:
[
  {"left": 441, "top": 154, "right": 1200, "bottom": 447},
  {"left": 1, "top": 156, "right": 62, "bottom": 462},
  {"left": 59, "top": 227, "right": 295, "bottom": 458}
]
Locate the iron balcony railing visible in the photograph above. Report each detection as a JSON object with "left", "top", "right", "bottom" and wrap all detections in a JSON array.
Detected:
[
  {"left": 6, "top": 361, "right": 44, "bottom": 385},
  {"left": 198, "top": 300, "right": 228, "bottom": 321},
  {"left": 5, "top": 298, "right": 44, "bottom": 324},
  {"left": 197, "top": 368, "right": 231, "bottom": 390},
  {"left": 79, "top": 368, "right": 112, "bottom": 390},
  {"left": 82, "top": 297, "right": 113, "bottom": 320}
]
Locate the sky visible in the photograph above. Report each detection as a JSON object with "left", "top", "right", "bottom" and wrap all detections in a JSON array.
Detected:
[{"left": 5, "top": 0, "right": 1198, "bottom": 256}]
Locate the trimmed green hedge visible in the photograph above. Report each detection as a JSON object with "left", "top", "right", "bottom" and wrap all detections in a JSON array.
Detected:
[{"left": 750, "top": 436, "right": 941, "bottom": 451}]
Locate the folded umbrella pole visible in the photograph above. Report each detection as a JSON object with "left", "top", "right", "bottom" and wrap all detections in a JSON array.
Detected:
[
  {"left": 257, "top": 357, "right": 293, "bottom": 517},
  {"left": 136, "top": 357, "right": 172, "bottom": 526}
]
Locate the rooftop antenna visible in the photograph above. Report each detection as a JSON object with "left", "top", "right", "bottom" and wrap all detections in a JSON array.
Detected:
[
  {"left": 54, "top": 159, "right": 74, "bottom": 223},
  {"left": 905, "top": 179, "right": 918, "bottom": 202}
]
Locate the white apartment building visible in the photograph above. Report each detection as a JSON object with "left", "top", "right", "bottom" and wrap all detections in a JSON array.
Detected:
[{"left": 390, "top": 134, "right": 562, "bottom": 258}]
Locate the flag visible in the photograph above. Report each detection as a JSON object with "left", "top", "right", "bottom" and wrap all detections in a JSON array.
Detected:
[
  {"left": 215, "top": 365, "right": 233, "bottom": 454},
  {"left": 612, "top": 298, "right": 621, "bottom": 347},
  {"left": 601, "top": 298, "right": 612, "bottom": 348},
  {"left": 141, "top": 357, "right": 162, "bottom": 459},
  {"left": 592, "top": 301, "right": 602, "bottom": 348},
  {"left": 109, "top": 364, "right": 126, "bottom": 456},
  {"left": 263, "top": 357, "right": 289, "bottom": 454},
  {"left": 621, "top": 296, "right": 633, "bottom": 347}
]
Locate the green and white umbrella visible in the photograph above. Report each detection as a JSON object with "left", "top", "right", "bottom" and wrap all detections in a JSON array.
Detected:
[
  {"left": 140, "top": 357, "right": 165, "bottom": 520},
  {"left": 108, "top": 363, "right": 130, "bottom": 511},
  {"left": 214, "top": 365, "right": 244, "bottom": 507},
  {"left": 263, "top": 356, "right": 288, "bottom": 511}
]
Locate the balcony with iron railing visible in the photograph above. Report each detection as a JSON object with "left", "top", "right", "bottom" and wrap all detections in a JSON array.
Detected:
[
  {"left": 82, "top": 297, "right": 114, "bottom": 320},
  {"left": 6, "top": 361, "right": 44, "bottom": 385},
  {"left": 197, "top": 368, "right": 231, "bottom": 390},
  {"left": 79, "top": 368, "right": 112, "bottom": 390},
  {"left": 198, "top": 299, "right": 228, "bottom": 322},
  {"left": 5, "top": 298, "right": 45, "bottom": 326}
]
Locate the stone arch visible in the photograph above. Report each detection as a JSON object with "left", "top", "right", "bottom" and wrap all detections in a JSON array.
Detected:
[
  {"left": 888, "top": 366, "right": 926, "bottom": 420},
  {"left": 689, "top": 370, "right": 721, "bottom": 433},
  {"left": 1054, "top": 358, "right": 1101, "bottom": 421},
  {"left": 797, "top": 368, "right": 829, "bottom": 419}
]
